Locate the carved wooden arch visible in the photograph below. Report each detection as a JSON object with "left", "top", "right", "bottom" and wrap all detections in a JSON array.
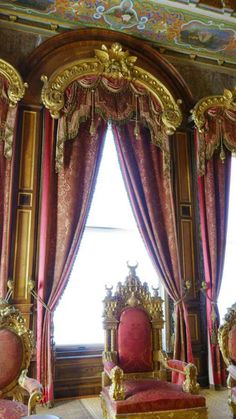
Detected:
[
  {"left": 22, "top": 29, "right": 194, "bottom": 114},
  {"left": 40, "top": 42, "right": 182, "bottom": 136},
  {"left": 0, "top": 58, "right": 27, "bottom": 107}
]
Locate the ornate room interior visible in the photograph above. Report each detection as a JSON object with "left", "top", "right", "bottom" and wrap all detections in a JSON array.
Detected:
[{"left": 0, "top": 0, "right": 236, "bottom": 418}]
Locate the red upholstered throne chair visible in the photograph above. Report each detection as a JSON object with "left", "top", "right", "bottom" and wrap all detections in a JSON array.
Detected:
[
  {"left": 219, "top": 303, "right": 236, "bottom": 418},
  {"left": 100, "top": 265, "right": 207, "bottom": 419},
  {"left": 0, "top": 298, "right": 43, "bottom": 419}
]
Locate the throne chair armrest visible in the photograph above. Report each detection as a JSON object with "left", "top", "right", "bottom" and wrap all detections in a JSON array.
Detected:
[
  {"left": 158, "top": 350, "right": 200, "bottom": 394},
  {"left": 19, "top": 369, "right": 43, "bottom": 414}
]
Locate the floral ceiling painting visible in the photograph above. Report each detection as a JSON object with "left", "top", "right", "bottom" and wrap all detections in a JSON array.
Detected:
[{"left": 0, "top": 0, "right": 236, "bottom": 64}]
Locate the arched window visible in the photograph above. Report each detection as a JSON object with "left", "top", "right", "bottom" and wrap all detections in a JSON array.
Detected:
[{"left": 54, "top": 126, "right": 162, "bottom": 346}]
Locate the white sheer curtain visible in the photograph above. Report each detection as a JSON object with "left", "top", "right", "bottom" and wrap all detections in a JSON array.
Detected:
[
  {"left": 218, "top": 155, "right": 236, "bottom": 323},
  {"left": 54, "top": 127, "right": 162, "bottom": 345}
]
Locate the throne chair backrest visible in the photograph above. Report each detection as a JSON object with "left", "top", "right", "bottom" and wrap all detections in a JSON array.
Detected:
[
  {"left": 118, "top": 306, "right": 153, "bottom": 373},
  {"left": 102, "top": 264, "right": 164, "bottom": 378}
]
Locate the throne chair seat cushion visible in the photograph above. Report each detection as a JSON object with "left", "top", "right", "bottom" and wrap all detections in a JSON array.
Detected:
[
  {"left": 0, "top": 399, "right": 28, "bottom": 419},
  {"left": 102, "top": 379, "right": 206, "bottom": 415},
  {"left": 0, "top": 329, "right": 23, "bottom": 389}
]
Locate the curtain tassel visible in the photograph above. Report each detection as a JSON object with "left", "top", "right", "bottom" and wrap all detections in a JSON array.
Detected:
[
  {"left": 134, "top": 94, "right": 140, "bottom": 139},
  {"left": 218, "top": 118, "right": 226, "bottom": 163},
  {"left": 90, "top": 89, "right": 96, "bottom": 136}
]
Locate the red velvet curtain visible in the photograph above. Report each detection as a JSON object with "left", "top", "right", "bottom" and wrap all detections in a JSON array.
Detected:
[
  {"left": 113, "top": 122, "right": 193, "bottom": 371},
  {"left": 196, "top": 107, "right": 236, "bottom": 387},
  {"left": 37, "top": 111, "right": 107, "bottom": 404},
  {"left": 0, "top": 76, "right": 17, "bottom": 297}
]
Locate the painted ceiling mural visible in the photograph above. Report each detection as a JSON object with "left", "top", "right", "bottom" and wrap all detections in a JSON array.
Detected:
[{"left": 0, "top": 0, "right": 236, "bottom": 64}]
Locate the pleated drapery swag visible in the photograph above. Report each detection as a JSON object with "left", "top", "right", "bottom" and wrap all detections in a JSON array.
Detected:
[
  {"left": 37, "top": 76, "right": 193, "bottom": 404},
  {"left": 0, "top": 75, "right": 18, "bottom": 297},
  {"left": 195, "top": 106, "right": 236, "bottom": 387}
]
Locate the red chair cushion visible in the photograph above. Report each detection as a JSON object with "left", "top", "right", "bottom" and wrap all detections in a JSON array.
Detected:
[
  {"left": 117, "top": 308, "right": 152, "bottom": 373},
  {"left": 0, "top": 399, "right": 27, "bottom": 419},
  {"left": 229, "top": 325, "right": 236, "bottom": 363},
  {"left": 0, "top": 329, "right": 23, "bottom": 389},
  {"left": 102, "top": 379, "right": 206, "bottom": 414}
]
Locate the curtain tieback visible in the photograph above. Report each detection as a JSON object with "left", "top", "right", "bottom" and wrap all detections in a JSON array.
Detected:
[{"left": 28, "top": 280, "right": 51, "bottom": 312}]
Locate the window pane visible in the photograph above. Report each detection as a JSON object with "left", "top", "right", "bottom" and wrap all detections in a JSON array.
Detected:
[
  {"left": 218, "top": 156, "right": 236, "bottom": 322},
  {"left": 54, "top": 127, "right": 162, "bottom": 345}
]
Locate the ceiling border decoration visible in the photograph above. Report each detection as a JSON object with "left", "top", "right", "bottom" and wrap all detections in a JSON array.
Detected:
[
  {"left": 41, "top": 43, "right": 182, "bottom": 136},
  {"left": 1, "top": 0, "right": 236, "bottom": 65},
  {"left": 0, "top": 59, "right": 27, "bottom": 107}
]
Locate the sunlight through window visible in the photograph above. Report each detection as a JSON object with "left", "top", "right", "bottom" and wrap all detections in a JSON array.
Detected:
[
  {"left": 54, "top": 126, "right": 162, "bottom": 345},
  {"left": 218, "top": 155, "right": 236, "bottom": 323}
]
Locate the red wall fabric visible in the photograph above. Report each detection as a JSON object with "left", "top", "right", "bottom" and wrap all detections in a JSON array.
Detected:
[{"left": 118, "top": 308, "right": 153, "bottom": 373}]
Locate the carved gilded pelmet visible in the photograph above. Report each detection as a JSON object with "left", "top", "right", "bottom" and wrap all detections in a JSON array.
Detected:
[
  {"left": 192, "top": 88, "right": 236, "bottom": 175},
  {"left": 41, "top": 43, "right": 182, "bottom": 172},
  {"left": 0, "top": 59, "right": 27, "bottom": 159}
]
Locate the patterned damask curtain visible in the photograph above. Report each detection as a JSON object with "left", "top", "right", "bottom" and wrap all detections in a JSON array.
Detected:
[
  {"left": 0, "top": 75, "right": 18, "bottom": 297},
  {"left": 113, "top": 122, "right": 193, "bottom": 373},
  {"left": 195, "top": 107, "right": 236, "bottom": 387},
  {"left": 37, "top": 75, "right": 192, "bottom": 404}
]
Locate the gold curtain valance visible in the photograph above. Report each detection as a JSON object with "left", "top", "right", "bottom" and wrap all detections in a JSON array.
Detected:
[
  {"left": 40, "top": 43, "right": 183, "bottom": 172},
  {"left": 191, "top": 88, "right": 236, "bottom": 175},
  {"left": 0, "top": 59, "right": 27, "bottom": 159}
]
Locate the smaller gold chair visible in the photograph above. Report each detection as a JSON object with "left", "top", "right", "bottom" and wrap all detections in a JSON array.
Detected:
[
  {"left": 219, "top": 303, "right": 236, "bottom": 418},
  {"left": 0, "top": 298, "right": 43, "bottom": 418}
]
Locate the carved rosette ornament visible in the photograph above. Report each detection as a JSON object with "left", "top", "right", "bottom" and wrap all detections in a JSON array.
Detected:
[
  {"left": 41, "top": 43, "right": 182, "bottom": 171},
  {"left": 0, "top": 59, "right": 27, "bottom": 159},
  {"left": 191, "top": 87, "right": 236, "bottom": 175}
]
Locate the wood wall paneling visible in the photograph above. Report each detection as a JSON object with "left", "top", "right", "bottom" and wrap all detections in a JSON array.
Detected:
[
  {"left": 12, "top": 108, "right": 41, "bottom": 327},
  {"left": 55, "top": 353, "right": 103, "bottom": 399},
  {"left": 181, "top": 219, "right": 196, "bottom": 297},
  {"left": 173, "top": 130, "right": 207, "bottom": 384}
]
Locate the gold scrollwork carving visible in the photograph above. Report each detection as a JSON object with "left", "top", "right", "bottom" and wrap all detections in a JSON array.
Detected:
[
  {"left": 218, "top": 302, "right": 236, "bottom": 367},
  {"left": 41, "top": 43, "right": 182, "bottom": 134},
  {"left": 0, "top": 59, "right": 27, "bottom": 107},
  {"left": 191, "top": 87, "right": 236, "bottom": 133}
]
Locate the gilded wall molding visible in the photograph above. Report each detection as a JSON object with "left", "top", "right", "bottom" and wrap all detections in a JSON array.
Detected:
[
  {"left": 191, "top": 87, "right": 236, "bottom": 133},
  {"left": 0, "top": 58, "right": 27, "bottom": 107},
  {"left": 41, "top": 43, "right": 182, "bottom": 135}
]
